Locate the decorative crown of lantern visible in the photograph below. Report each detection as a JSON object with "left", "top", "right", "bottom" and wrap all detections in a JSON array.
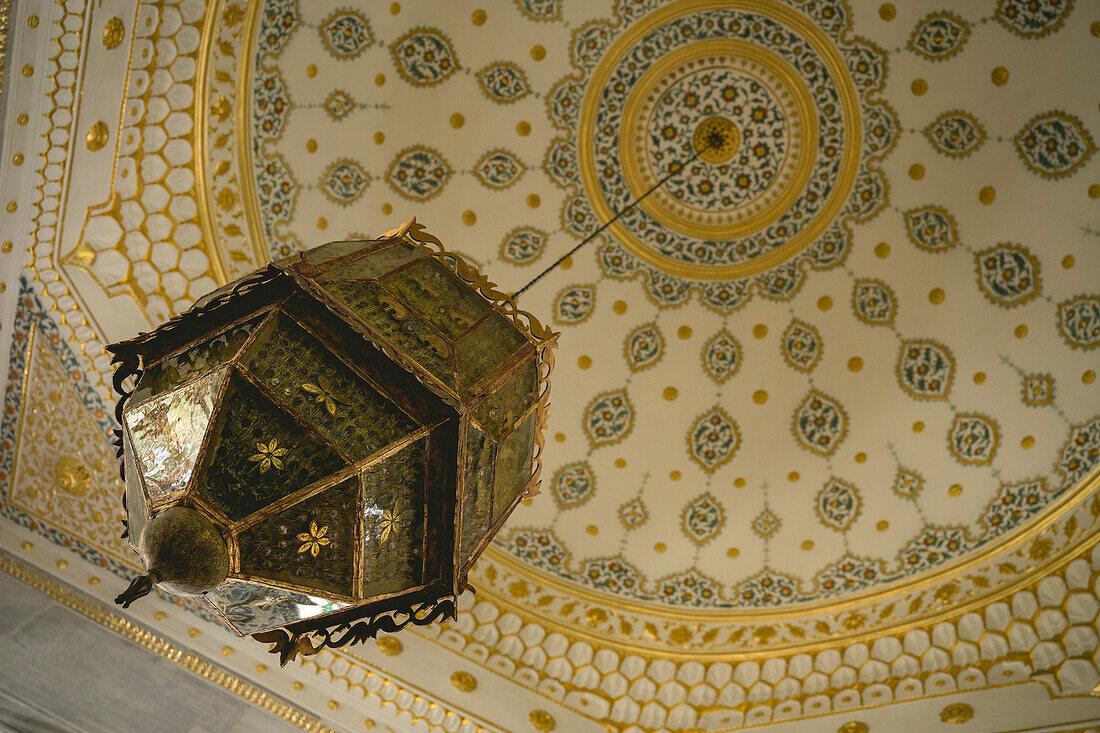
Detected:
[{"left": 107, "top": 220, "right": 557, "bottom": 664}]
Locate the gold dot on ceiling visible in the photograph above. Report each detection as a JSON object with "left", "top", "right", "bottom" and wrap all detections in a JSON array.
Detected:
[
  {"left": 16, "top": 114, "right": 28, "bottom": 126},
  {"left": 154, "top": 611, "right": 166, "bottom": 621},
  {"left": 909, "top": 163, "right": 925, "bottom": 180},
  {"left": 256, "top": 664, "right": 268, "bottom": 673},
  {"left": 21, "top": 64, "right": 34, "bottom": 78},
  {"left": 327, "top": 700, "right": 339, "bottom": 711},
  {"left": 788, "top": 471, "right": 800, "bottom": 482},
  {"left": 1089, "top": 184, "right": 1100, "bottom": 199},
  {"left": 734, "top": 477, "right": 746, "bottom": 488},
  {"left": 559, "top": 256, "right": 573, "bottom": 269},
  {"left": 292, "top": 681, "right": 304, "bottom": 691},
  {"left": 727, "top": 547, "right": 740, "bottom": 558},
  {"left": 531, "top": 44, "right": 546, "bottom": 61},
  {"left": 979, "top": 186, "right": 996, "bottom": 204},
  {"left": 374, "top": 131, "right": 384, "bottom": 144},
  {"left": 88, "top": 577, "right": 100, "bottom": 586},
  {"left": 381, "top": 203, "right": 392, "bottom": 215},
  {"left": 876, "top": 520, "right": 889, "bottom": 532},
  {"left": 654, "top": 542, "right": 666, "bottom": 553},
  {"left": 910, "top": 78, "right": 927, "bottom": 95},
  {"left": 517, "top": 121, "right": 531, "bottom": 136},
  {"left": 1014, "top": 324, "right": 1028, "bottom": 338},
  {"left": 973, "top": 371, "right": 986, "bottom": 384},
  {"left": 615, "top": 458, "right": 626, "bottom": 468},
  {"left": 56, "top": 559, "right": 68, "bottom": 569},
  {"left": 375, "top": 73, "right": 386, "bottom": 86},
  {"left": 1021, "top": 435, "right": 1035, "bottom": 449},
  {"left": 1062, "top": 254, "right": 1076, "bottom": 269},
  {"left": 1092, "top": 21, "right": 1100, "bottom": 36},
  {"left": 306, "top": 139, "right": 317, "bottom": 152},
  {"left": 928, "top": 287, "right": 945, "bottom": 304},
  {"left": 838, "top": 723, "right": 869, "bottom": 733},
  {"left": 316, "top": 217, "right": 328, "bottom": 230},
  {"left": 678, "top": 325, "right": 693, "bottom": 339},
  {"left": 855, "top": 452, "right": 867, "bottom": 463},
  {"left": 5, "top": 201, "right": 16, "bottom": 213},
  {"left": 554, "top": 432, "right": 566, "bottom": 442},
  {"left": 27, "top": 13, "right": 39, "bottom": 27},
  {"left": 529, "top": 711, "right": 556, "bottom": 733},
  {"left": 874, "top": 242, "right": 890, "bottom": 258},
  {"left": 948, "top": 483, "right": 963, "bottom": 497},
  {"left": 848, "top": 356, "right": 863, "bottom": 372},
  {"left": 306, "top": 64, "right": 317, "bottom": 78},
  {"left": 462, "top": 210, "right": 477, "bottom": 226},
  {"left": 187, "top": 628, "right": 200, "bottom": 638},
  {"left": 390, "top": 2, "right": 401, "bottom": 14},
  {"left": 221, "top": 646, "right": 234, "bottom": 656},
  {"left": 613, "top": 299, "right": 628, "bottom": 314},
  {"left": 753, "top": 390, "right": 768, "bottom": 404},
  {"left": 670, "top": 470, "right": 681, "bottom": 480},
  {"left": 991, "top": 66, "right": 1009, "bottom": 86},
  {"left": 879, "top": 3, "right": 896, "bottom": 20},
  {"left": 12, "top": 154, "right": 23, "bottom": 166},
  {"left": 1084, "top": 370, "right": 1096, "bottom": 385},
  {"left": 450, "top": 113, "right": 465, "bottom": 129},
  {"left": 817, "top": 295, "right": 832, "bottom": 311},
  {"left": 752, "top": 324, "right": 768, "bottom": 338},
  {"left": 586, "top": 524, "right": 598, "bottom": 535},
  {"left": 802, "top": 540, "right": 814, "bottom": 550},
  {"left": 663, "top": 386, "right": 679, "bottom": 400},
  {"left": 913, "top": 421, "right": 925, "bottom": 433},
  {"left": 577, "top": 355, "right": 592, "bottom": 369},
  {"left": 450, "top": 671, "right": 477, "bottom": 693},
  {"left": 85, "top": 122, "right": 109, "bottom": 151},
  {"left": 526, "top": 193, "right": 541, "bottom": 208},
  {"left": 471, "top": 9, "right": 487, "bottom": 25}
]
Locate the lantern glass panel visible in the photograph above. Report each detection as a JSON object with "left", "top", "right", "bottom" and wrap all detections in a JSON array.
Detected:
[
  {"left": 361, "top": 437, "right": 429, "bottom": 598},
  {"left": 492, "top": 410, "right": 538, "bottom": 523},
  {"left": 459, "top": 425, "right": 495, "bottom": 569},
  {"left": 123, "top": 428, "right": 149, "bottom": 553},
  {"left": 380, "top": 259, "right": 493, "bottom": 340},
  {"left": 455, "top": 312, "right": 527, "bottom": 394},
  {"left": 124, "top": 365, "right": 227, "bottom": 502},
  {"left": 204, "top": 579, "right": 349, "bottom": 636},
  {"left": 317, "top": 241, "right": 424, "bottom": 282},
  {"left": 471, "top": 359, "right": 539, "bottom": 440}
]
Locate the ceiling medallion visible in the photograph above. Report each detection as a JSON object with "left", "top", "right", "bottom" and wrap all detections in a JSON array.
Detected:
[
  {"left": 107, "top": 221, "right": 557, "bottom": 663},
  {"left": 546, "top": 0, "right": 897, "bottom": 305}
]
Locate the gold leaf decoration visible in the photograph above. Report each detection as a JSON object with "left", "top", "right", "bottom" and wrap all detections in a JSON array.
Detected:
[
  {"left": 295, "top": 521, "right": 331, "bottom": 557},
  {"left": 249, "top": 438, "right": 287, "bottom": 473}
]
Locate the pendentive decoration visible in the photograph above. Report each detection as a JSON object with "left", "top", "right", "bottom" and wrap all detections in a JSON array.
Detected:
[{"left": 107, "top": 220, "right": 557, "bottom": 664}]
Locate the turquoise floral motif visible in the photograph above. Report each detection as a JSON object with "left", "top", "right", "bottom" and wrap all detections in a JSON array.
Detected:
[
  {"left": 1058, "top": 417, "right": 1100, "bottom": 486},
  {"left": 781, "top": 320, "right": 822, "bottom": 373},
  {"left": 907, "top": 12, "right": 970, "bottom": 61},
  {"left": 852, "top": 279, "right": 896, "bottom": 326},
  {"left": 476, "top": 62, "right": 531, "bottom": 104},
  {"left": 583, "top": 389, "right": 634, "bottom": 447},
  {"left": 319, "top": 159, "right": 370, "bottom": 206},
  {"left": 657, "top": 570, "right": 722, "bottom": 606},
  {"left": 543, "top": 139, "right": 578, "bottom": 190},
  {"left": 816, "top": 556, "right": 888, "bottom": 597},
  {"left": 515, "top": 0, "right": 560, "bottom": 22},
  {"left": 996, "top": 0, "right": 1076, "bottom": 39},
  {"left": 618, "top": 498, "right": 648, "bottom": 530},
  {"left": 1014, "top": 111, "right": 1095, "bottom": 179},
  {"left": 736, "top": 569, "right": 798, "bottom": 606},
  {"left": 949, "top": 413, "right": 1000, "bottom": 465},
  {"left": 251, "top": 56, "right": 297, "bottom": 256},
  {"left": 751, "top": 508, "right": 780, "bottom": 539},
  {"left": 553, "top": 284, "right": 595, "bottom": 325},
  {"left": 579, "top": 557, "right": 644, "bottom": 596},
  {"left": 892, "top": 469, "right": 924, "bottom": 499},
  {"left": 385, "top": 146, "right": 451, "bottom": 201},
  {"left": 391, "top": 28, "right": 460, "bottom": 87},
  {"left": 899, "top": 526, "right": 974, "bottom": 574},
  {"left": 1023, "top": 374, "right": 1054, "bottom": 406},
  {"left": 815, "top": 478, "right": 862, "bottom": 532},
  {"left": 701, "top": 329, "right": 741, "bottom": 384},
  {"left": 904, "top": 206, "right": 958, "bottom": 252},
  {"left": 687, "top": 407, "right": 740, "bottom": 473},
  {"left": 323, "top": 90, "right": 355, "bottom": 121},
  {"left": 503, "top": 529, "right": 570, "bottom": 572},
  {"left": 319, "top": 10, "right": 373, "bottom": 59},
  {"left": 924, "top": 111, "right": 986, "bottom": 158},
  {"left": 976, "top": 244, "right": 1040, "bottom": 307},
  {"left": 897, "top": 339, "right": 955, "bottom": 401},
  {"left": 551, "top": 462, "right": 595, "bottom": 509},
  {"left": 1057, "top": 295, "right": 1100, "bottom": 349},
  {"left": 256, "top": 0, "right": 298, "bottom": 57},
  {"left": 473, "top": 149, "right": 526, "bottom": 190},
  {"left": 624, "top": 322, "right": 664, "bottom": 372},
  {"left": 792, "top": 390, "right": 848, "bottom": 457},
  {"left": 499, "top": 227, "right": 546, "bottom": 265},
  {"left": 681, "top": 492, "right": 726, "bottom": 546},
  {"left": 981, "top": 479, "right": 1049, "bottom": 535}
]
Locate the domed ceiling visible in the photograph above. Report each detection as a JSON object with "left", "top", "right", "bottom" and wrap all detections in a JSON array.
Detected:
[{"left": 2, "top": 0, "right": 1100, "bottom": 729}]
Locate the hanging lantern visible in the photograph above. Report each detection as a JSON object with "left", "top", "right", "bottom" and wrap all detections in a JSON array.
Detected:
[{"left": 107, "top": 220, "right": 557, "bottom": 663}]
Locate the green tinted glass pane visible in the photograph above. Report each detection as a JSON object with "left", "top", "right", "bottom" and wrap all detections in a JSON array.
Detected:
[
  {"left": 459, "top": 425, "right": 495, "bottom": 569},
  {"left": 380, "top": 259, "right": 491, "bottom": 340},
  {"left": 204, "top": 580, "right": 349, "bottom": 635},
  {"left": 291, "top": 240, "right": 375, "bottom": 269},
  {"left": 122, "top": 428, "right": 149, "bottom": 554},
  {"left": 321, "top": 280, "right": 455, "bottom": 390},
  {"left": 195, "top": 373, "right": 346, "bottom": 521},
  {"left": 361, "top": 438, "right": 427, "bottom": 597},
  {"left": 492, "top": 411, "right": 537, "bottom": 524},
  {"left": 238, "top": 476, "right": 359, "bottom": 598},
  {"left": 318, "top": 241, "right": 423, "bottom": 281},
  {"left": 241, "top": 311, "right": 419, "bottom": 462},
  {"left": 454, "top": 312, "right": 527, "bottom": 396},
  {"left": 470, "top": 359, "right": 538, "bottom": 440},
  {"left": 132, "top": 315, "right": 265, "bottom": 403}
]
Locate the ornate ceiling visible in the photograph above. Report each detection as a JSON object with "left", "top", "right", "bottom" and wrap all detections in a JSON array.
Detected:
[{"left": 1, "top": 0, "right": 1100, "bottom": 730}]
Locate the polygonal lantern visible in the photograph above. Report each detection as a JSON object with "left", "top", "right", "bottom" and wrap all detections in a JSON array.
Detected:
[{"left": 108, "top": 220, "right": 556, "bottom": 661}]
